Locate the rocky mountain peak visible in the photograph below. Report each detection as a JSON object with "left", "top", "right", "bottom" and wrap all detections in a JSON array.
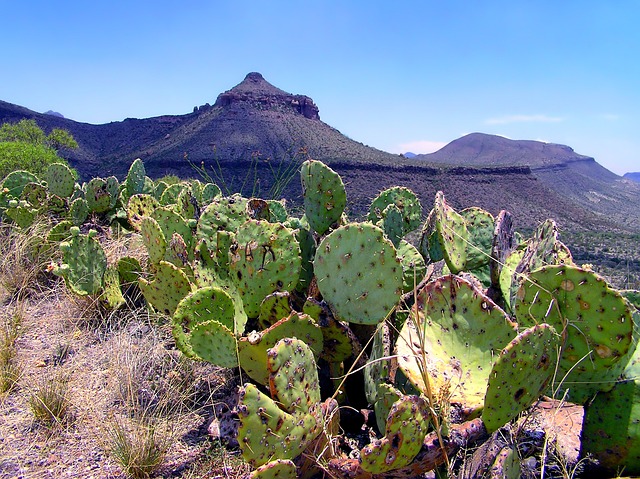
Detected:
[{"left": 213, "top": 72, "right": 320, "bottom": 120}]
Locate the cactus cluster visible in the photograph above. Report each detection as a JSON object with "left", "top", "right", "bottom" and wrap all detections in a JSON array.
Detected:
[{"left": 4, "top": 155, "right": 639, "bottom": 478}]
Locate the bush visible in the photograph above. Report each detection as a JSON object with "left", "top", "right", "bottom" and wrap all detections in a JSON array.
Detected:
[{"left": 0, "top": 141, "right": 64, "bottom": 180}]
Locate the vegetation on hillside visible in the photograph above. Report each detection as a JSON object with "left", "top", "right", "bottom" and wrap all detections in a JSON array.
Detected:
[{"left": 0, "top": 119, "right": 77, "bottom": 178}]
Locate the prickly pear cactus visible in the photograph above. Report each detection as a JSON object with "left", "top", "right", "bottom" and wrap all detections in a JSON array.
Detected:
[
  {"left": 482, "top": 323, "right": 559, "bottom": 432},
  {"left": 314, "top": 222, "right": 403, "bottom": 325},
  {"left": 515, "top": 264, "right": 635, "bottom": 403},
  {"left": 360, "top": 395, "right": 430, "bottom": 473},
  {"left": 150, "top": 206, "right": 194, "bottom": 254},
  {"left": 229, "top": 220, "right": 301, "bottom": 318},
  {"left": 140, "top": 216, "right": 167, "bottom": 265},
  {"left": 459, "top": 207, "right": 494, "bottom": 271},
  {"left": 85, "top": 177, "right": 114, "bottom": 213},
  {"left": 124, "top": 158, "right": 146, "bottom": 197},
  {"left": 53, "top": 227, "right": 107, "bottom": 296},
  {"left": 238, "top": 312, "right": 323, "bottom": 385},
  {"left": 368, "top": 186, "right": 422, "bottom": 237},
  {"left": 237, "top": 338, "right": 325, "bottom": 467},
  {"left": 490, "top": 210, "right": 516, "bottom": 288},
  {"left": 190, "top": 319, "right": 238, "bottom": 368},
  {"left": 44, "top": 162, "right": 76, "bottom": 198},
  {"left": 396, "top": 239, "right": 427, "bottom": 294},
  {"left": 126, "top": 194, "right": 159, "bottom": 231},
  {"left": 196, "top": 194, "right": 249, "bottom": 251},
  {"left": 396, "top": 275, "right": 518, "bottom": 412},
  {"left": 21, "top": 182, "right": 48, "bottom": 209},
  {"left": 172, "top": 286, "right": 238, "bottom": 359},
  {"left": 433, "top": 191, "right": 468, "bottom": 273},
  {"left": 139, "top": 261, "right": 193, "bottom": 316},
  {"left": 300, "top": 159, "right": 346, "bottom": 235},
  {"left": 69, "top": 197, "right": 89, "bottom": 226},
  {"left": 249, "top": 459, "right": 297, "bottom": 479}
]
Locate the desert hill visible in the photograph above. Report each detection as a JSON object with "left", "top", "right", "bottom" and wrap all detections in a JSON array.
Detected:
[
  {"left": 1, "top": 73, "right": 640, "bottom": 234},
  {"left": 624, "top": 172, "right": 640, "bottom": 182}
]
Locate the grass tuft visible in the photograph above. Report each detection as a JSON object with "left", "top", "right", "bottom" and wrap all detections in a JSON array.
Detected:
[
  {"left": 0, "top": 306, "right": 23, "bottom": 394},
  {"left": 28, "top": 373, "right": 72, "bottom": 427},
  {"left": 105, "top": 415, "right": 170, "bottom": 479}
]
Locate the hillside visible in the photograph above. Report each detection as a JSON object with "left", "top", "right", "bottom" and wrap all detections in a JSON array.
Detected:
[
  {"left": 1, "top": 74, "right": 640, "bottom": 234},
  {"left": 624, "top": 172, "right": 640, "bottom": 182}
]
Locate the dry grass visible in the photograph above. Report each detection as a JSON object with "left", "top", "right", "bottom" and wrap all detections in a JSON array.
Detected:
[
  {"left": 0, "top": 306, "right": 22, "bottom": 394},
  {"left": 27, "top": 372, "right": 72, "bottom": 428}
]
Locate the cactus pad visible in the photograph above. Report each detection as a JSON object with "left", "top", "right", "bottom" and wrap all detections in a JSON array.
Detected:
[
  {"left": 433, "top": 191, "right": 468, "bottom": 273},
  {"left": 249, "top": 459, "right": 297, "bottom": 479},
  {"left": 360, "top": 395, "right": 430, "bottom": 473},
  {"left": 515, "top": 264, "right": 634, "bottom": 403},
  {"left": 314, "top": 223, "right": 403, "bottom": 325},
  {"left": 190, "top": 319, "right": 238, "bottom": 368},
  {"left": 229, "top": 220, "right": 301, "bottom": 318},
  {"left": 300, "top": 159, "right": 346, "bottom": 235},
  {"left": 127, "top": 194, "right": 159, "bottom": 231},
  {"left": 140, "top": 216, "right": 167, "bottom": 265},
  {"left": 483, "top": 323, "right": 559, "bottom": 432},
  {"left": 396, "top": 275, "right": 517, "bottom": 411},
  {"left": 54, "top": 227, "right": 107, "bottom": 296},
  {"left": 139, "top": 261, "right": 193, "bottom": 316},
  {"left": 173, "top": 286, "right": 237, "bottom": 358},
  {"left": 237, "top": 338, "right": 324, "bottom": 467},
  {"left": 460, "top": 207, "right": 494, "bottom": 270},
  {"left": 44, "top": 162, "right": 76, "bottom": 199},
  {"left": 368, "top": 186, "right": 422, "bottom": 237},
  {"left": 238, "top": 312, "right": 323, "bottom": 385}
]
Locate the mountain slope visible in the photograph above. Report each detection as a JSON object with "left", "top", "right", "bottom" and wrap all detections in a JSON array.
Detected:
[
  {"left": 1, "top": 75, "right": 639, "bottom": 233},
  {"left": 415, "top": 133, "right": 640, "bottom": 231}
]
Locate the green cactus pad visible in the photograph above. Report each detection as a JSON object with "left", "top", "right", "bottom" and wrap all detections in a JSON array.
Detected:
[
  {"left": 300, "top": 159, "right": 346, "bottom": 235},
  {"left": 434, "top": 191, "right": 468, "bottom": 273},
  {"left": 364, "top": 323, "right": 391, "bottom": 404},
  {"left": 266, "top": 199, "right": 287, "bottom": 223},
  {"left": 176, "top": 186, "right": 197, "bottom": 219},
  {"left": 268, "top": 337, "right": 322, "bottom": 413},
  {"left": 396, "top": 275, "right": 517, "bottom": 411},
  {"left": 377, "top": 203, "right": 404, "bottom": 247},
  {"left": 360, "top": 395, "right": 430, "bottom": 473},
  {"left": 368, "top": 186, "right": 422, "bottom": 236},
  {"left": 483, "top": 324, "right": 559, "bottom": 432},
  {"left": 258, "top": 291, "right": 292, "bottom": 329},
  {"left": 249, "top": 459, "right": 297, "bottom": 479},
  {"left": 229, "top": 220, "right": 301, "bottom": 318},
  {"left": 196, "top": 194, "right": 249, "bottom": 247},
  {"left": 69, "top": 197, "right": 89, "bottom": 226},
  {"left": 54, "top": 227, "right": 107, "bottom": 296},
  {"left": 314, "top": 222, "right": 403, "bottom": 325},
  {"left": 102, "top": 265, "right": 126, "bottom": 310},
  {"left": 200, "top": 182, "right": 221, "bottom": 205},
  {"left": 515, "top": 264, "right": 635, "bottom": 403},
  {"left": 85, "top": 177, "right": 114, "bottom": 213},
  {"left": 159, "top": 183, "right": 186, "bottom": 206},
  {"left": 190, "top": 319, "right": 238, "bottom": 368},
  {"left": 166, "top": 232, "right": 190, "bottom": 268},
  {"left": 140, "top": 216, "right": 167, "bottom": 265},
  {"left": 151, "top": 206, "right": 194, "bottom": 252},
  {"left": 460, "top": 207, "right": 494, "bottom": 270},
  {"left": 173, "top": 286, "right": 237, "bottom": 359},
  {"left": 21, "top": 182, "right": 48, "bottom": 208},
  {"left": 581, "top": 377, "right": 640, "bottom": 474},
  {"left": 125, "top": 158, "right": 146, "bottom": 197},
  {"left": 44, "top": 162, "right": 76, "bottom": 199},
  {"left": 139, "top": 261, "right": 193, "bottom": 316},
  {"left": 1, "top": 170, "right": 39, "bottom": 199},
  {"left": 396, "top": 240, "right": 427, "bottom": 294},
  {"left": 238, "top": 312, "right": 323, "bottom": 385},
  {"left": 237, "top": 338, "right": 323, "bottom": 467},
  {"left": 126, "top": 194, "right": 159, "bottom": 231},
  {"left": 5, "top": 201, "right": 37, "bottom": 228}
]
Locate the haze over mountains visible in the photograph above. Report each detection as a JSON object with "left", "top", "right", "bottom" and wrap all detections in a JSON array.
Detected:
[{"left": 1, "top": 72, "right": 639, "bottom": 233}]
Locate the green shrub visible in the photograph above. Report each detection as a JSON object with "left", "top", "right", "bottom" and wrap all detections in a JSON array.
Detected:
[{"left": 0, "top": 141, "right": 64, "bottom": 180}]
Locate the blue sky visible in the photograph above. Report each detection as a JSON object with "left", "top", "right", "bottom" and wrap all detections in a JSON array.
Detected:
[{"left": 2, "top": 1, "right": 638, "bottom": 174}]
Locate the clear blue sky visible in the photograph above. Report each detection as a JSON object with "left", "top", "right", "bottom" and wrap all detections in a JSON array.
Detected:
[{"left": 2, "top": 1, "right": 638, "bottom": 174}]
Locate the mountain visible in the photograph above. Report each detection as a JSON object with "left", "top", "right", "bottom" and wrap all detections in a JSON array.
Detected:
[
  {"left": 624, "top": 172, "right": 640, "bottom": 182},
  {"left": 43, "top": 110, "right": 64, "bottom": 118},
  {"left": 415, "top": 133, "right": 640, "bottom": 232},
  {"left": 1, "top": 74, "right": 640, "bottom": 234}
]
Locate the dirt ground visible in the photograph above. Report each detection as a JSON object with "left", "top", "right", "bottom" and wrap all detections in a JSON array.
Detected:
[{"left": 0, "top": 284, "right": 249, "bottom": 479}]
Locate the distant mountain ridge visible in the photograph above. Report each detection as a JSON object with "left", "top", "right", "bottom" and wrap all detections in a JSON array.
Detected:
[
  {"left": 1, "top": 73, "right": 639, "bottom": 233},
  {"left": 624, "top": 172, "right": 640, "bottom": 182}
]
